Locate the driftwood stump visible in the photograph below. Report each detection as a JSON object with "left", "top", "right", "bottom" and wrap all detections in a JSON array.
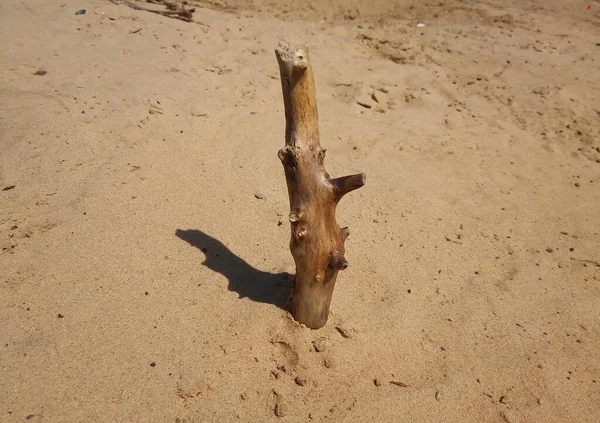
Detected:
[{"left": 275, "top": 41, "right": 365, "bottom": 329}]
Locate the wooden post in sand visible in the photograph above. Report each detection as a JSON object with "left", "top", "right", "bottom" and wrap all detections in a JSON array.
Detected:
[{"left": 275, "top": 41, "right": 365, "bottom": 329}]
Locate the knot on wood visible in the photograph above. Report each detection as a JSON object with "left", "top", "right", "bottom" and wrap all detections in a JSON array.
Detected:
[
  {"left": 289, "top": 211, "right": 302, "bottom": 223},
  {"left": 340, "top": 226, "right": 350, "bottom": 241},
  {"left": 329, "top": 250, "right": 348, "bottom": 270},
  {"left": 318, "top": 148, "right": 326, "bottom": 163},
  {"left": 278, "top": 147, "right": 297, "bottom": 169},
  {"left": 295, "top": 227, "right": 308, "bottom": 240}
]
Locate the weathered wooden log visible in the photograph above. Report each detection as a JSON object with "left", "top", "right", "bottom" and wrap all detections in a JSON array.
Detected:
[{"left": 275, "top": 41, "right": 365, "bottom": 329}]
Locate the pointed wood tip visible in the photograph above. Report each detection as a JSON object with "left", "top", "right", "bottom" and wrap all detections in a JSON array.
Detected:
[
  {"left": 341, "top": 226, "right": 350, "bottom": 241},
  {"left": 333, "top": 173, "right": 366, "bottom": 201}
]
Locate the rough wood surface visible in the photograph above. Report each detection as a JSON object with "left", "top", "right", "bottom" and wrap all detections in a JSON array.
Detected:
[{"left": 275, "top": 41, "right": 365, "bottom": 329}]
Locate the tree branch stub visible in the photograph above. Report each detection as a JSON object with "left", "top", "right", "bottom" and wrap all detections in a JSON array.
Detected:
[{"left": 275, "top": 41, "right": 365, "bottom": 329}]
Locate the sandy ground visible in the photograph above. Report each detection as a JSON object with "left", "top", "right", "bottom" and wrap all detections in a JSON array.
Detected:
[{"left": 1, "top": 0, "right": 600, "bottom": 421}]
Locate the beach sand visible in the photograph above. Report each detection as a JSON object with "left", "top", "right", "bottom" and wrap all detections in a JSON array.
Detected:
[{"left": 1, "top": 0, "right": 599, "bottom": 421}]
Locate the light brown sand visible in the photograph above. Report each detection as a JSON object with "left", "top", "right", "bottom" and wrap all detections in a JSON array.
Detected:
[{"left": 1, "top": 0, "right": 599, "bottom": 421}]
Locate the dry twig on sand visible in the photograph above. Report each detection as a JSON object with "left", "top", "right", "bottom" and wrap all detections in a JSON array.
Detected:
[{"left": 109, "top": 0, "right": 195, "bottom": 22}]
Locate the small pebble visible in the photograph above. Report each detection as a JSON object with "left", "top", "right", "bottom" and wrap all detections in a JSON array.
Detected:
[
  {"left": 275, "top": 403, "right": 286, "bottom": 417},
  {"left": 255, "top": 193, "right": 266, "bottom": 200},
  {"left": 335, "top": 326, "right": 350, "bottom": 338},
  {"left": 374, "top": 378, "right": 382, "bottom": 387},
  {"left": 312, "top": 337, "right": 327, "bottom": 352},
  {"left": 150, "top": 362, "right": 156, "bottom": 367},
  {"left": 294, "top": 376, "right": 306, "bottom": 386},
  {"left": 57, "top": 314, "right": 64, "bottom": 318}
]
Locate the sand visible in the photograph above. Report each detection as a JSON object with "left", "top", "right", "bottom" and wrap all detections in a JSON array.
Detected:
[{"left": 1, "top": 0, "right": 599, "bottom": 421}]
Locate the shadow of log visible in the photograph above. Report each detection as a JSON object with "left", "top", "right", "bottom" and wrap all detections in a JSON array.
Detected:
[{"left": 175, "top": 229, "right": 292, "bottom": 308}]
